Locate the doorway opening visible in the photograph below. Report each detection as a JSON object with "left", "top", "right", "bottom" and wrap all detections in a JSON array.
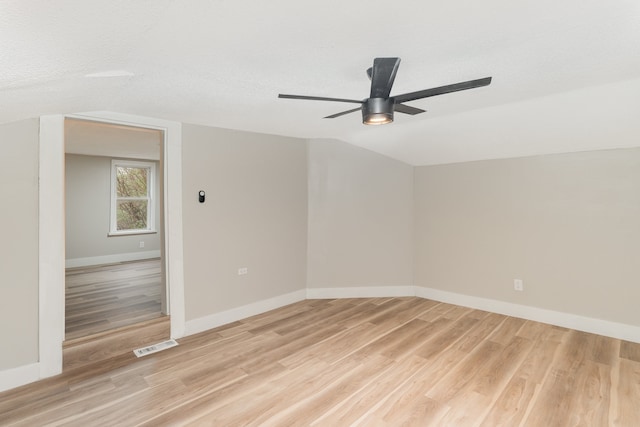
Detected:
[
  {"left": 38, "top": 112, "right": 183, "bottom": 379},
  {"left": 64, "top": 118, "right": 168, "bottom": 341}
]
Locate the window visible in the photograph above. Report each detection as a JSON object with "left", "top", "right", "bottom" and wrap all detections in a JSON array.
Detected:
[{"left": 110, "top": 159, "right": 156, "bottom": 235}]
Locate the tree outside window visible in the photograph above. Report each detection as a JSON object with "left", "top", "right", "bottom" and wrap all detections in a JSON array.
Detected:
[{"left": 110, "top": 160, "right": 156, "bottom": 235}]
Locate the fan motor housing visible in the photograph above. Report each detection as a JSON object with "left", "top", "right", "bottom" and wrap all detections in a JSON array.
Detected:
[
  {"left": 362, "top": 97, "right": 394, "bottom": 125},
  {"left": 278, "top": 57, "right": 491, "bottom": 125}
]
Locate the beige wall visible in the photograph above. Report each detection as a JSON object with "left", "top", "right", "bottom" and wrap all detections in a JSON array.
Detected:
[
  {"left": 181, "top": 125, "right": 307, "bottom": 320},
  {"left": 65, "top": 154, "right": 161, "bottom": 261},
  {"left": 0, "top": 119, "right": 39, "bottom": 370},
  {"left": 307, "top": 139, "right": 413, "bottom": 288},
  {"left": 414, "top": 148, "right": 640, "bottom": 325},
  {"left": 6, "top": 111, "right": 640, "bottom": 388}
]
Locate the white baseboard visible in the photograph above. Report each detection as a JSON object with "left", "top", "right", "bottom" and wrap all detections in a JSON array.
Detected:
[
  {"left": 65, "top": 250, "right": 161, "bottom": 268},
  {"left": 306, "top": 285, "right": 416, "bottom": 299},
  {"left": 415, "top": 286, "right": 640, "bottom": 344},
  {"left": 0, "top": 362, "right": 40, "bottom": 393},
  {"left": 6, "top": 285, "right": 639, "bottom": 394},
  {"left": 184, "top": 289, "right": 307, "bottom": 336}
]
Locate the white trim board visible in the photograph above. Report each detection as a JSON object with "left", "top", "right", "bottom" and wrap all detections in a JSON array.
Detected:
[
  {"left": 186, "top": 285, "right": 640, "bottom": 344},
  {"left": 39, "top": 115, "right": 65, "bottom": 379},
  {"left": 306, "top": 285, "right": 416, "bottom": 299},
  {"left": 185, "top": 289, "right": 307, "bottom": 336},
  {"left": 415, "top": 286, "right": 640, "bottom": 344},
  {"left": 304, "top": 286, "right": 640, "bottom": 344},
  {"left": 7, "top": 283, "right": 640, "bottom": 392},
  {"left": 0, "top": 363, "right": 40, "bottom": 393},
  {"left": 38, "top": 112, "right": 185, "bottom": 388},
  {"left": 66, "top": 250, "right": 161, "bottom": 269}
]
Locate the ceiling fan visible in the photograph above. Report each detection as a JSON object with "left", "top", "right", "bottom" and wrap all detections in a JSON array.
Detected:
[{"left": 279, "top": 57, "right": 492, "bottom": 125}]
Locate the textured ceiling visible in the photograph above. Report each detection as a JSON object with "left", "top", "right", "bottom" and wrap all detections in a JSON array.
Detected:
[{"left": 3, "top": 0, "right": 640, "bottom": 165}]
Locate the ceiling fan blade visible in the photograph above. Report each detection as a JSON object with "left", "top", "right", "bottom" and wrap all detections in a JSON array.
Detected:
[
  {"left": 278, "top": 94, "right": 362, "bottom": 104},
  {"left": 393, "top": 77, "right": 492, "bottom": 104},
  {"left": 369, "top": 57, "right": 401, "bottom": 99},
  {"left": 324, "top": 107, "right": 362, "bottom": 119},
  {"left": 394, "top": 103, "right": 426, "bottom": 115}
]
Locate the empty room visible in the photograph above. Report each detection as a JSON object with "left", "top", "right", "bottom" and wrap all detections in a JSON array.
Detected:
[{"left": 1, "top": 1, "right": 640, "bottom": 426}]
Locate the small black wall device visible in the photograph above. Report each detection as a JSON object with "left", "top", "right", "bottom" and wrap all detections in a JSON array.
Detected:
[{"left": 198, "top": 190, "right": 205, "bottom": 203}]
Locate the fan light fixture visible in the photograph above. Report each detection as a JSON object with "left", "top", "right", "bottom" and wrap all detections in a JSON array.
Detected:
[
  {"left": 362, "top": 98, "right": 394, "bottom": 125},
  {"left": 278, "top": 57, "right": 492, "bottom": 126}
]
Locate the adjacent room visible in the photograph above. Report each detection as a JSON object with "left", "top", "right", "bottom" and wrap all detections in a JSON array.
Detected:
[
  {"left": 64, "top": 118, "right": 167, "bottom": 341},
  {"left": 1, "top": 1, "right": 640, "bottom": 425}
]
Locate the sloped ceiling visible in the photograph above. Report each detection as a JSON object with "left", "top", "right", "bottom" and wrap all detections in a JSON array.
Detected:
[
  {"left": 2, "top": 0, "right": 640, "bottom": 165},
  {"left": 65, "top": 118, "right": 162, "bottom": 160}
]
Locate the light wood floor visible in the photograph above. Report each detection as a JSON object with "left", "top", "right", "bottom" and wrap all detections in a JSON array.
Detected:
[
  {"left": 2, "top": 297, "right": 640, "bottom": 426},
  {"left": 65, "top": 259, "right": 163, "bottom": 340}
]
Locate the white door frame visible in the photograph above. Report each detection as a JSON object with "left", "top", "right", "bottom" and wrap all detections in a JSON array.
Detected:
[{"left": 39, "top": 112, "right": 185, "bottom": 379}]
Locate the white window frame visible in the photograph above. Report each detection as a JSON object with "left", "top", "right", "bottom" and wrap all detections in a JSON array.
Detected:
[{"left": 109, "top": 159, "right": 156, "bottom": 235}]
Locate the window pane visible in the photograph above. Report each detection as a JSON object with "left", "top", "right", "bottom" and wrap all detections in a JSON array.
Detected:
[
  {"left": 117, "top": 200, "right": 148, "bottom": 230},
  {"left": 116, "top": 167, "right": 148, "bottom": 197}
]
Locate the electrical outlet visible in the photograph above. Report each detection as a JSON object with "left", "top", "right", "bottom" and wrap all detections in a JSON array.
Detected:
[
  {"left": 514, "top": 279, "right": 524, "bottom": 291},
  {"left": 238, "top": 267, "right": 248, "bottom": 275},
  {"left": 139, "top": 241, "right": 145, "bottom": 248}
]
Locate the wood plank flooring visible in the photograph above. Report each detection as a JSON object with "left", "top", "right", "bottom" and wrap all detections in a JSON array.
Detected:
[
  {"left": 63, "top": 316, "right": 170, "bottom": 372},
  {"left": 2, "top": 297, "right": 640, "bottom": 426},
  {"left": 65, "top": 259, "right": 163, "bottom": 340}
]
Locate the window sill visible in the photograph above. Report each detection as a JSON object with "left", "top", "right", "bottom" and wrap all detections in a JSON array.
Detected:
[{"left": 108, "top": 230, "right": 157, "bottom": 237}]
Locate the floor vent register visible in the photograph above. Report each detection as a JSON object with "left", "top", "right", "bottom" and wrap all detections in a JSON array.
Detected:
[{"left": 133, "top": 339, "right": 179, "bottom": 357}]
